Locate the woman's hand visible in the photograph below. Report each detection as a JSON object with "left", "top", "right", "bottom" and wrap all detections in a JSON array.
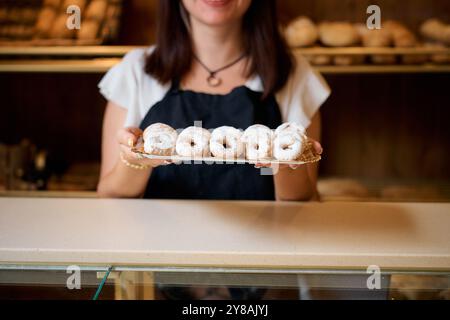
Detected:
[
  {"left": 254, "top": 138, "right": 323, "bottom": 171},
  {"left": 117, "top": 127, "right": 171, "bottom": 169}
]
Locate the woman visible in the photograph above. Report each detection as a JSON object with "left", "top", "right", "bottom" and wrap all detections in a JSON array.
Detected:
[
  {"left": 97, "top": 0, "right": 329, "bottom": 201},
  {"left": 98, "top": 0, "right": 329, "bottom": 299}
]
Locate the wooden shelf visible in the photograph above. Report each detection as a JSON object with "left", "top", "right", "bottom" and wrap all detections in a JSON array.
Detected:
[
  {"left": 1, "top": 59, "right": 449, "bottom": 74},
  {"left": 0, "top": 58, "right": 121, "bottom": 73},
  {"left": 0, "top": 190, "right": 97, "bottom": 198},
  {"left": 0, "top": 46, "right": 139, "bottom": 57},
  {"left": 0, "top": 46, "right": 449, "bottom": 56},
  {"left": 0, "top": 46, "right": 449, "bottom": 73}
]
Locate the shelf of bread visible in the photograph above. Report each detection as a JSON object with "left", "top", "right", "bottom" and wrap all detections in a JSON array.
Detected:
[
  {"left": 0, "top": 190, "right": 96, "bottom": 198},
  {"left": 0, "top": 0, "right": 123, "bottom": 46},
  {"left": 1, "top": 57, "right": 450, "bottom": 74},
  {"left": 1, "top": 45, "right": 449, "bottom": 56},
  {"left": 0, "top": 45, "right": 137, "bottom": 57},
  {"left": 0, "top": 58, "right": 121, "bottom": 73}
]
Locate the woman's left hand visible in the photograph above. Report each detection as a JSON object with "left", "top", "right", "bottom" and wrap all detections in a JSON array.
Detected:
[{"left": 255, "top": 138, "right": 323, "bottom": 170}]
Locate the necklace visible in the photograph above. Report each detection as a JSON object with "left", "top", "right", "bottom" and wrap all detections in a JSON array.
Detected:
[{"left": 193, "top": 53, "right": 247, "bottom": 87}]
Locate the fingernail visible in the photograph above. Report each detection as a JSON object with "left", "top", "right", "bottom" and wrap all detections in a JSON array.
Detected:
[{"left": 128, "top": 138, "right": 135, "bottom": 147}]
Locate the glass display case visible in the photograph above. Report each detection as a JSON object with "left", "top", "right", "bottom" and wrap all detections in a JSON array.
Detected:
[
  {"left": 0, "top": 0, "right": 449, "bottom": 301},
  {"left": 0, "top": 198, "right": 449, "bottom": 300}
]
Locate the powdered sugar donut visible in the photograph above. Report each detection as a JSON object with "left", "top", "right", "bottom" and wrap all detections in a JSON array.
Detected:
[
  {"left": 210, "top": 126, "right": 244, "bottom": 160},
  {"left": 176, "top": 127, "right": 211, "bottom": 158},
  {"left": 273, "top": 122, "right": 307, "bottom": 161},
  {"left": 242, "top": 125, "right": 274, "bottom": 161},
  {"left": 274, "top": 122, "right": 305, "bottom": 136},
  {"left": 143, "top": 123, "right": 178, "bottom": 156}
]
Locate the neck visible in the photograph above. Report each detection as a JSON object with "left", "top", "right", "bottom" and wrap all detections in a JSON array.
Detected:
[{"left": 190, "top": 19, "right": 244, "bottom": 69}]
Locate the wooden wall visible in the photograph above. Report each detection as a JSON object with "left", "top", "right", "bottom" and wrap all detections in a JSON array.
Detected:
[
  {"left": 117, "top": 0, "right": 450, "bottom": 45},
  {"left": 1, "top": 0, "right": 450, "bottom": 187},
  {"left": 2, "top": 72, "right": 449, "bottom": 181}
]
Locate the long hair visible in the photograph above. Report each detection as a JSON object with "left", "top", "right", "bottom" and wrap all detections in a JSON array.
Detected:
[{"left": 145, "top": 0, "right": 294, "bottom": 99}]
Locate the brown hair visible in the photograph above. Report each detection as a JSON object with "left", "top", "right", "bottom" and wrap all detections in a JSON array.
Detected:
[{"left": 145, "top": 0, "right": 294, "bottom": 99}]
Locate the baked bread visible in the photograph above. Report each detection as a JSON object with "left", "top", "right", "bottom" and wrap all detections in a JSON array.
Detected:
[
  {"left": 49, "top": 13, "right": 76, "bottom": 39},
  {"left": 86, "top": 0, "right": 108, "bottom": 21},
  {"left": 424, "top": 42, "right": 450, "bottom": 64},
  {"left": 384, "top": 20, "right": 417, "bottom": 47},
  {"left": 319, "top": 22, "right": 360, "bottom": 47},
  {"left": 420, "top": 19, "right": 450, "bottom": 45},
  {"left": 35, "top": 7, "right": 57, "bottom": 37},
  {"left": 285, "top": 16, "right": 319, "bottom": 47},
  {"left": 63, "top": 0, "right": 87, "bottom": 12},
  {"left": 78, "top": 20, "right": 100, "bottom": 40}
]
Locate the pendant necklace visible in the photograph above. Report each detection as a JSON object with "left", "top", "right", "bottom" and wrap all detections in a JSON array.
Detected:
[{"left": 193, "top": 53, "right": 247, "bottom": 87}]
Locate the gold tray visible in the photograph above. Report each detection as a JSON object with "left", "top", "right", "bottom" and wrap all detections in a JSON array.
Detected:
[{"left": 131, "top": 137, "right": 321, "bottom": 166}]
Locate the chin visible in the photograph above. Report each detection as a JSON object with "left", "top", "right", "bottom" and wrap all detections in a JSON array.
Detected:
[{"left": 184, "top": 0, "right": 251, "bottom": 26}]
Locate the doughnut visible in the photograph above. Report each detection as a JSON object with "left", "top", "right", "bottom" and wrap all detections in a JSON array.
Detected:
[
  {"left": 176, "top": 127, "right": 211, "bottom": 158},
  {"left": 273, "top": 123, "right": 307, "bottom": 161},
  {"left": 242, "top": 125, "right": 273, "bottom": 161},
  {"left": 143, "top": 123, "right": 178, "bottom": 156},
  {"left": 318, "top": 22, "right": 360, "bottom": 47},
  {"left": 274, "top": 122, "right": 305, "bottom": 136},
  {"left": 285, "top": 16, "right": 319, "bottom": 47},
  {"left": 210, "top": 126, "right": 244, "bottom": 160}
]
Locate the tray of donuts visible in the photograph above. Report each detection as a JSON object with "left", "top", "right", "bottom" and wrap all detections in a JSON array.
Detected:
[{"left": 131, "top": 123, "right": 321, "bottom": 166}]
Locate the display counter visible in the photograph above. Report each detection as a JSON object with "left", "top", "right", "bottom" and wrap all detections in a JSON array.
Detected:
[
  {"left": 0, "top": 198, "right": 449, "bottom": 271},
  {"left": 0, "top": 198, "right": 449, "bottom": 300}
]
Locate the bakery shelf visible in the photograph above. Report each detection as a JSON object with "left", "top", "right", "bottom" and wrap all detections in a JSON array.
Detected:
[
  {"left": 1, "top": 59, "right": 449, "bottom": 74},
  {"left": 0, "top": 46, "right": 139, "bottom": 57},
  {"left": 0, "top": 58, "right": 121, "bottom": 73},
  {"left": 0, "top": 46, "right": 448, "bottom": 56},
  {"left": 0, "top": 46, "right": 449, "bottom": 73},
  {"left": 0, "top": 190, "right": 97, "bottom": 198}
]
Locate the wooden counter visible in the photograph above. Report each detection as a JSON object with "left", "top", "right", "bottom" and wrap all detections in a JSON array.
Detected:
[{"left": 0, "top": 198, "right": 449, "bottom": 272}]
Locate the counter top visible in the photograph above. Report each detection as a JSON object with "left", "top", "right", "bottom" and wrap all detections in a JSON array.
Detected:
[{"left": 0, "top": 198, "right": 449, "bottom": 271}]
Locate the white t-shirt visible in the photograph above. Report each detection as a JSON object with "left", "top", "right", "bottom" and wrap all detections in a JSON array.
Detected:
[{"left": 98, "top": 47, "right": 331, "bottom": 129}]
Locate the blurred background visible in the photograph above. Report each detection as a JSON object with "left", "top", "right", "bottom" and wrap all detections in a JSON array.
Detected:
[{"left": 0, "top": 0, "right": 449, "bottom": 202}]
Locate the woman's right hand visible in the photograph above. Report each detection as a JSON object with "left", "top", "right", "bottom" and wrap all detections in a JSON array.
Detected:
[{"left": 117, "top": 127, "right": 171, "bottom": 169}]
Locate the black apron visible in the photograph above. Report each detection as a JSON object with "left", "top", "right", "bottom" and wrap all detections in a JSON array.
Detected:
[{"left": 139, "top": 80, "right": 282, "bottom": 201}]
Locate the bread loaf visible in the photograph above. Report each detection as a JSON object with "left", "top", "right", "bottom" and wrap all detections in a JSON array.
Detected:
[
  {"left": 319, "top": 22, "right": 360, "bottom": 47},
  {"left": 285, "top": 16, "right": 319, "bottom": 47}
]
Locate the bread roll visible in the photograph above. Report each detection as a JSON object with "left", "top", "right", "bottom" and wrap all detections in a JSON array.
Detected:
[
  {"left": 319, "top": 22, "right": 360, "bottom": 47},
  {"left": 63, "top": 0, "right": 87, "bottom": 12},
  {"left": 304, "top": 47, "right": 332, "bottom": 66},
  {"left": 49, "top": 13, "right": 76, "bottom": 39},
  {"left": 285, "top": 16, "right": 319, "bottom": 47},
  {"left": 333, "top": 55, "right": 365, "bottom": 66},
  {"left": 78, "top": 20, "right": 100, "bottom": 40},
  {"left": 35, "top": 7, "right": 57, "bottom": 37},
  {"left": 44, "top": 0, "right": 62, "bottom": 8},
  {"left": 420, "top": 19, "right": 450, "bottom": 45},
  {"left": 86, "top": 0, "right": 108, "bottom": 21},
  {"left": 318, "top": 178, "right": 371, "bottom": 198},
  {"left": 384, "top": 20, "right": 417, "bottom": 47},
  {"left": 425, "top": 42, "right": 450, "bottom": 64}
]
